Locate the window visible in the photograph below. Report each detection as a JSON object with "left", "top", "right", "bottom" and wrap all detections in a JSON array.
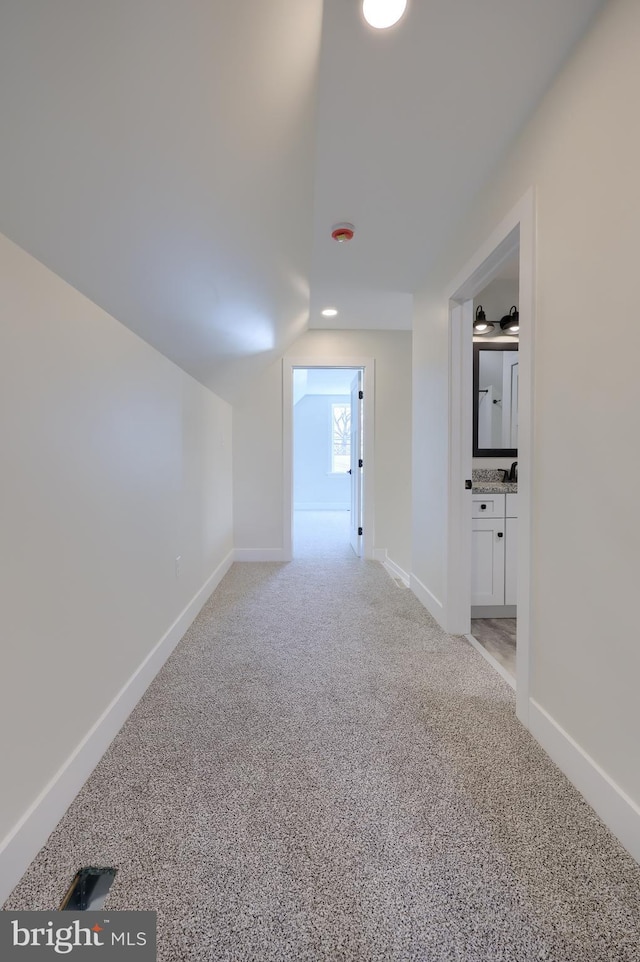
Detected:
[{"left": 331, "top": 403, "right": 351, "bottom": 473}]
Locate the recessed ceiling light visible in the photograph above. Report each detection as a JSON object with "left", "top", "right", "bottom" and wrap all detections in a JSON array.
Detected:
[
  {"left": 321, "top": 308, "right": 338, "bottom": 317},
  {"left": 362, "top": 0, "right": 408, "bottom": 30}
]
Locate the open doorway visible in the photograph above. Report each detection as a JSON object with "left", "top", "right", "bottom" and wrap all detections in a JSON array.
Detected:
[
  {"left": 468, "top": 257, "right": 520, "bottom": 684},
  {"left": 291, "top": 367, "right": 363, "bottom": 558},
  {"left": 445, "top": 188, "right": 534, "bottom": 723}
]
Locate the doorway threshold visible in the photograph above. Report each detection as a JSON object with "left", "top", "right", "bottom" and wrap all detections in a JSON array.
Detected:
[{"left": 465, "top": 633, "right": 516, "bottom": 690}]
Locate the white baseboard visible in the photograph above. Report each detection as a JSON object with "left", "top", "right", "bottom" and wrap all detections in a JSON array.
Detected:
[
  {"left": 377, "top": 551, "right": 410, "bottom": 587},
  {"left": 529, "top": 699, "right": 640, "bottom": 865},
  {"left": 233, "top": 548, "right": 288, "bottom": 562},
  {"left": 0, "top": 550, "right": 234, "bottom": 906},
  {"left": 410, "top": 573, "right": 445, "bottom": 623},
  {"left": 465, "top": 633, "right": 516, "bottom": 690}
]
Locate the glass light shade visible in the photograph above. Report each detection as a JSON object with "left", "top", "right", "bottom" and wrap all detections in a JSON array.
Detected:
[{"left": 362, "top": 0, "right": 408, "bottom": 29}]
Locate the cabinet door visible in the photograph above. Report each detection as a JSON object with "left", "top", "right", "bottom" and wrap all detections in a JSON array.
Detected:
[
  {"left": 504, "top": 516, "right": 518, "bottom": 605},
  {"left": 471, "top": 518, "right": 505, "bottom": 606}
]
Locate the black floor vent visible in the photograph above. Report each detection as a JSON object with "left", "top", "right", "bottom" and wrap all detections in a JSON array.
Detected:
[{"left": 60, "top": 867, "right": 117, "bottom": 911}]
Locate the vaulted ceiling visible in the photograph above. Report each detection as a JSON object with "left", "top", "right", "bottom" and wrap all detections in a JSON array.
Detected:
[{"left": 0, "top": 0, "right": 604, "bottom": 400}]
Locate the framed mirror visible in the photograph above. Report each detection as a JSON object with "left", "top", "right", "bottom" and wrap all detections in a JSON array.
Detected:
[{"left": 473, "top": 342, "right": 518, "bottom": 456}]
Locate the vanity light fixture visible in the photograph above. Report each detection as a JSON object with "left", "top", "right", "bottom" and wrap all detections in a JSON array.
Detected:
[
  {"left": 362, "top": 0, "right": 408, "bottom": 29},
  {"left": 473, "top": 305, "right": 494, "bottom": 335},
  {"left": 499, "top": 305, "right": 520, "bottom": 334},
  {"left": 321, "top": 308, "right": 338, "bottom": 317}
]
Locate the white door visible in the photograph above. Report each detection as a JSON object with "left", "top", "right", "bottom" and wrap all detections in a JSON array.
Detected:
[{"left": 349, "top": 371, "right": 363, "bottom": 557}]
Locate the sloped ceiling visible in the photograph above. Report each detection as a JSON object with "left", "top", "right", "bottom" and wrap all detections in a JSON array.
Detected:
[{"left": 0, "top": 0, "right": 604, "bottom": 400}]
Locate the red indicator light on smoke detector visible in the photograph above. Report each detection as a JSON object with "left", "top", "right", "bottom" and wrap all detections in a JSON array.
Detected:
[{"left": 331, "top": 223, "right": 355, "bottom": 243}]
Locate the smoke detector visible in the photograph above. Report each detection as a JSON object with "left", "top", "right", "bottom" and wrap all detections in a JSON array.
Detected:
[{"left": 331, "top": 223, "right": 355, "bottom": 243}]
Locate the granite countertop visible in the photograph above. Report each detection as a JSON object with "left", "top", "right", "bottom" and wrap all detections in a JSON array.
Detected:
[{"left": 472, "top": 469, "right": 517, "bottom": 494}]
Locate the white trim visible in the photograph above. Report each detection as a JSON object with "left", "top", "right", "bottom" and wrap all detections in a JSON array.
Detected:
[
  {"left": 283, "top": 357, "right": 376, "bottom": 562},
  {"left": 378, "top": 552, "right": 410, "bottom": 587},
  {"left": 445, "top": 301, "right": 473, "bottom": 635},
  {"left": 465, "top": 633, "right": 516, "bottom": 691},
  {"left": 233, "top": 548, "right": 288, "bottom": 562},
  {"left": 410, "top": 573, "right": 444, "bottom": 619},
  {"left": 529, "top": 699, "right": 640, "bottom": 865},
  {"left": 0, "top": 550, "right": 234, "bottom": 905},
  {"left": 446, "top": 187, "right": 535, "bottom": 725}
]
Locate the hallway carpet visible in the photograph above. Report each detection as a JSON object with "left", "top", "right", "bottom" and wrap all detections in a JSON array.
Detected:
[{"left": 5, "top": 528, "right": 640, "bottom": 959}]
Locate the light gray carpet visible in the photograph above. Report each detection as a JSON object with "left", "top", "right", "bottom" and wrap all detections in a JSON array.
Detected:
[{"left": 5, "top": 517, "right": 640, "bottom": 960}]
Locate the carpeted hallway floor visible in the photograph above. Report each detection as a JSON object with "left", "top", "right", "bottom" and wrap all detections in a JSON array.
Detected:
[{"left": 4, "top": 514, "right": 640, "bottom": 960}]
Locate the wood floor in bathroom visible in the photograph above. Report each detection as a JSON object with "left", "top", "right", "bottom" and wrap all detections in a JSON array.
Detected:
[{"left": 470, "top": 618, "right": 517, "bottom": 680}]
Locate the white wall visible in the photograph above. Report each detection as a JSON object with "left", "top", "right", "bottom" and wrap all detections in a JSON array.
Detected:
[
  {"left": 234, "top": 330, "right": 412, "bottom": 574},
  {"left": 0, "top": 234, "right": 233, "bottom": 894},
  {"left": 412, "top": 0, "right": 640, "bottom": 843}
]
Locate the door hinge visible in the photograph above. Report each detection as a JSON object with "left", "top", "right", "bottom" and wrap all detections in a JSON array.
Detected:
[
  {"left": 358, "top": 458, "right": 363, "bottom": 468},
  {"left": 358, "top": 526, "right": 363, "bottom": 536},
  {"left": 358, "top": 390, "right": 363, "bottom": 400},
  {"left": 465, "top": 479, "right": 472, "bottom": 489}
]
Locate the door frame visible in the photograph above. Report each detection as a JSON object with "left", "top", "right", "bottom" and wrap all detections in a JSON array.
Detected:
[
  {"left": 446, "top": 188, "right": 535, "bottom": 725},
  {"left": 349, "top": 371, "right": 364, "bottom": 557},
  {"left": 283, "top": 357, "right": 376, "bottom": 561}
]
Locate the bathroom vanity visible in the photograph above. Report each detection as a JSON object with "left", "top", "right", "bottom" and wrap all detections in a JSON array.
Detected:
[{"left": 471, "top": 474, "right": 518, "bottom": 615}]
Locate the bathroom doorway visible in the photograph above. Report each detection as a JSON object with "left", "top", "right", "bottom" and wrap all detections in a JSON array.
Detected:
[
  {"left": 445, "top": 189, "right": 535, "bottom": 723},
  {"left": 468, "top": 254, "right": 520, "bottom": 685}
]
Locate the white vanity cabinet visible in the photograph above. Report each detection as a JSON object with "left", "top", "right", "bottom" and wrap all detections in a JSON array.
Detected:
[{"left": 471, "top": 492, "right": 518, "bottom": 609}]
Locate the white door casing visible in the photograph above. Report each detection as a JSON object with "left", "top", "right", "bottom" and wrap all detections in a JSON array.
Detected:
[{"left": 349, "top": 371, "right": 363, "bottom": 557}]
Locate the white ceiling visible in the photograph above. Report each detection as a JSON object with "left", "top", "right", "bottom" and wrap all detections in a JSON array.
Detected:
[{"left": 0, "top": 0, "right": 604, "bottom": 400}]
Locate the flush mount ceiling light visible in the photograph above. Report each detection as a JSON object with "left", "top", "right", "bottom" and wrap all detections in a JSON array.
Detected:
[
  {"left": 362, "top": 0, "right": 408, "bottom": 29},
  {"left": 321, "top": 308, "right": 338, "bottom": 317},
  {"left": 473, "top": 305, "right": 494, "bottom": 335},
  {"left": 500, "top": 305, "right": 520, "bottom": 334}
]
